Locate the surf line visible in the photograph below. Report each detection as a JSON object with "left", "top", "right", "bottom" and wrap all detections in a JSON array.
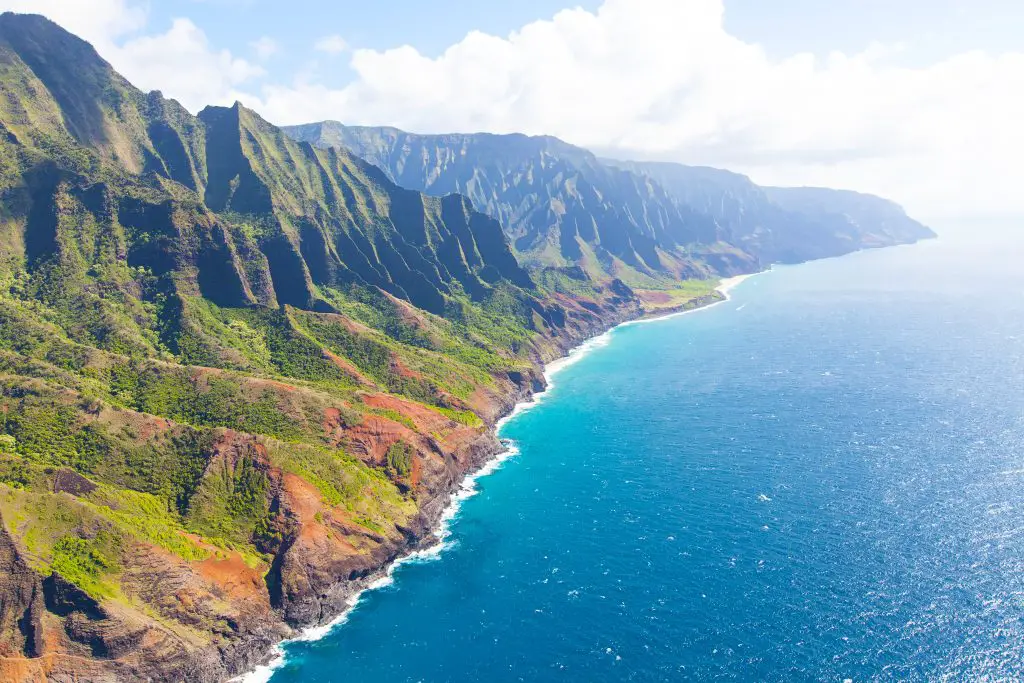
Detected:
[{"left": 234, "top": 270, "right": 760, "bottom": 682}]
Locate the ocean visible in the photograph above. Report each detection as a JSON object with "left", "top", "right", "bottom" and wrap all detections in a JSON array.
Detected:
[{"left": 260, "top": 221, "right": 1024, "bottom": 682}]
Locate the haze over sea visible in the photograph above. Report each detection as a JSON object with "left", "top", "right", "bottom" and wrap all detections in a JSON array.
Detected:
[{"left": 266, "top": 221, "right": 1024, "bottom": 682}]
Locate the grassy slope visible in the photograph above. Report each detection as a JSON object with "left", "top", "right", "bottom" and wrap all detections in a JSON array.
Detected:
[
  {"left": 282, "top": 122, "right": 762, "bottom": 284},
  {"left": 0, "top": 10, "right": 493, "bottom": 639},
  {"left": 0, "top": 14, "right": 718, "bottom": 677}
]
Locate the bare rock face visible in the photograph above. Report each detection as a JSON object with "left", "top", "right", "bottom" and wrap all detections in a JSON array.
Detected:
[
  {"left": 0, "top": 12, "right": 932, "bottom": 683},
  {"left": 51, "top": 469, "right": 98, "bottom": 497},
  {"left": 0, "top": 512, "right": 44, "bottom": 659},
  {"left": 282, "top": 123, "right": 728, "bottom": 279}
]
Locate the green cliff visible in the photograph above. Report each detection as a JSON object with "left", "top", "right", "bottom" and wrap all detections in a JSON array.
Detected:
[
  {"left": 283, "top": 122, "right": 756, "bottom": 285},
  {"left": 609, "top": 160, "right": 935, "bottom": 263},
  {"left": 284, "top": 122, "right": 934, "bottom": 272},
  {"left": 0, "top": 13, "right": 637, "bottom": 682},
  {"left": 0, "top": 12, "right": 934, "bottom": 683}
]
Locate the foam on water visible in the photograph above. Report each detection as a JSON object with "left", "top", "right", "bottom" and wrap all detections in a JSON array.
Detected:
[
  {"left": 236, "top": 273, "right": 758, "bottom": 682},
  {"left": 236, "top": 437, "right": 524, "bottom": 683},
  {"left": 256, "top": 232, "right": 1024, "bottom": 682}
]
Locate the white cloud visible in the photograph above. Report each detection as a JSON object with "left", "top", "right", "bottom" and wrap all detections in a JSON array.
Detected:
[
  {"left": 0, "top": 0, "right": 263, "bottom": 112},
  {"left": 111, "top": 19, "right": 264, "bottom": 110},
  {"left": 0, "top": 0, "right": 145, "bottom": 46},
  {"left": 247, "top": 0, "right": 1024, "bottom": 218},
  {"left": 3, "top": 0, "right": 1022, "bottom": 216},
  {"left": 250, "top": 36, "right": 280, "bottom": 61},
  {"left": 313, "top": 34, "right": 348, "bottom": 54}
]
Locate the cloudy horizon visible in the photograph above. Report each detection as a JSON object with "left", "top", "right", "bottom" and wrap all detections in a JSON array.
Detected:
[{"left": 2, "top": 0, "right": 1021, "bottom": 220}]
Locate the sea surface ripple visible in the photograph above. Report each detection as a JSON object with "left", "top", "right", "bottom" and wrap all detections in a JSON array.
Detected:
[{"left": 268, "top": 223, "right": 1024, "bottom": 682}]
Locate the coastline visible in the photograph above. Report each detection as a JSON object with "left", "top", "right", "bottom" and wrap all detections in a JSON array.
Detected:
[{"left": 234, "top": 272, "right": 758, "bottom": 682}]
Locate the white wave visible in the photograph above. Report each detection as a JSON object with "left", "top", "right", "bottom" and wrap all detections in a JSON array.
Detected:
[
  {"left": 618, "top": 271, "right": 760, "bottom": 330},
  {"left": 998, "top": 468, "right": 1024, "bottom": 477},
  {"left": 235, "top": 269, "right": 763, "bottom": 682},
  {"left": 498, "top": 270, "right": 763, "bottom": 426},
  {"left": 234, "top": 443, "right": 522, "bottom": 683}
]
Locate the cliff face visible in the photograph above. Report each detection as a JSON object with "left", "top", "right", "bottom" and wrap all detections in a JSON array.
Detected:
[
  {"left": 607, "top": 161, "right": 936, "bottom": 263},
  {"left": 283, "top": 123, "right": 754, "bottom": 284},
  {"left": 195, "top": 105, "right": 534, "bottom": 315},
  {"left": 284, "top": 123, "right": 934, "bottom": 276},
  {"left": 761, "top": 186, "right": 936, "bottom": 252},
  {"left": 0, "top": 512, "right": 44, "bottom": 660},
  {"left": 0, "top": 11, "right": 935, "bottom": 683},
  {"left": 0, "top": 13, "right": 642, "bottom": 682}
]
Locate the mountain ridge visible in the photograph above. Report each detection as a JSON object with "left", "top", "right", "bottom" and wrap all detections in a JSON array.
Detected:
[
  {"left": 285, "top": 120, "right": 747, "bottom": 285},
  {"left": 607, "top": 158, "right": 935, "bottom": 262},
  {"left": 0, "top": 12, "right": 934, "bottom": 683},
  {"left": 285, "top": 121, "right": 934, "bottom": 271},
  {"left": 0, "top": 14, "right": 643, "bottom": 682}
]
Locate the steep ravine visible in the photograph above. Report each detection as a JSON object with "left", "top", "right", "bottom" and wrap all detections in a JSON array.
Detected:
[
  {"left": 0, "top": 13, "right": 935, "bottom": 683},
  {"left": 0, "top": 288, "right": 647, "bottom": 683},
  {"left": 216, "top": 288, "right": 655, "bottom": 682}
]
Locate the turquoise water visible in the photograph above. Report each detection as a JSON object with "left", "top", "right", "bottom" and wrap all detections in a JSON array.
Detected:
[{"left": 266, "top": 225, "right": 1024, "bottom": 682}]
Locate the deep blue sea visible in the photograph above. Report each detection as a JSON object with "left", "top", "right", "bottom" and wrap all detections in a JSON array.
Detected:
[{"left": 263, "top": 222, "right": 1024, "bottom": 682}]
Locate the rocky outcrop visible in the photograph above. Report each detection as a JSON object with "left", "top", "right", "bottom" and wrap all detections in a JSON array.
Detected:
[
  {"left": 283, "top": 122, "right": 737, "bottom": 281},
  {"left": 0, "top": 12, "right": 933, "bottom": 683},
  {"left": 608, "top": 160, "right": 936, "bottom": 263},
  {"left": 0, "top": 512, "right": 44, "bottom": 660}
]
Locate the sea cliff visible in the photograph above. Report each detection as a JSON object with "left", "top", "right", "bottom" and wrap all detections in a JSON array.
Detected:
[{"left": 0, "top": 12, "right": 932, "bottom": 682}]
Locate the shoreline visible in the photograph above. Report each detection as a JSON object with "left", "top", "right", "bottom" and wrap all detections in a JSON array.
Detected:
[{"left": 234, "top": 271, "right": 759, "bottom": 682}]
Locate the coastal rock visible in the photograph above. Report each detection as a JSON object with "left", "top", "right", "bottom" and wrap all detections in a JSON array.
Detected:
[
  {"left": 0, "top": 11, "right": 933, "bottom": 683},
  {"left": 0, "top": 512, "right": 44, "bottom": 659}
]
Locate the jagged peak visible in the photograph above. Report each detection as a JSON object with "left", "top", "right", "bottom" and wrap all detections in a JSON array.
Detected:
[
  {"left": 198, "top": 103, "right": 240, "bottom": 121},
  {"left": 291, "top": 120, "right": 597, "bottom": 164},
  {"left": 0, "top": 11, "right": 64, "bottom": 31},
  {"left": 0, "top": 12, "right": 113, "bottom": 72}
]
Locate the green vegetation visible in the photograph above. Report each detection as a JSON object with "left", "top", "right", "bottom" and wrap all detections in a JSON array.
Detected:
[
  {"left": 265, "top": 441, "right": 416, "bottom": 532},
  {"left": 50, "top": 535, "right": 118, "bottom": 598},
  {"left": 386, "top": 441, "right": 413, "bottom": 478},
  {"left": 0, "top": 485, "right": 123, "bottom": 599},
  {"left": 433, "top": 406, "right": 484, "bottom": 428},
  {"left": 107, "top": 362, "right": 310, "bottom": 441},
  {"left": 366, "top": 406, "right": 416, "bottom": 430},
  {"left": 310, "top": 284, "right": 532, "bottom": 401},
  {"left": 183, "top": 456, "right": 270, "bottom": 552},
  {"left": 0, "top": 13, "right": 624, "bottom": 665},
  {"left": 87, "top": 485, "right": 210, "bottom": 561},
  {"left": 635, "top": 279, "right": 720, "bottom": 312}
]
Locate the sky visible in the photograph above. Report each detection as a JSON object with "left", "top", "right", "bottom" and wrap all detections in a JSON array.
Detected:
[{"left": 2, "top": 0, "right": 1023, "bottom": 219}]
